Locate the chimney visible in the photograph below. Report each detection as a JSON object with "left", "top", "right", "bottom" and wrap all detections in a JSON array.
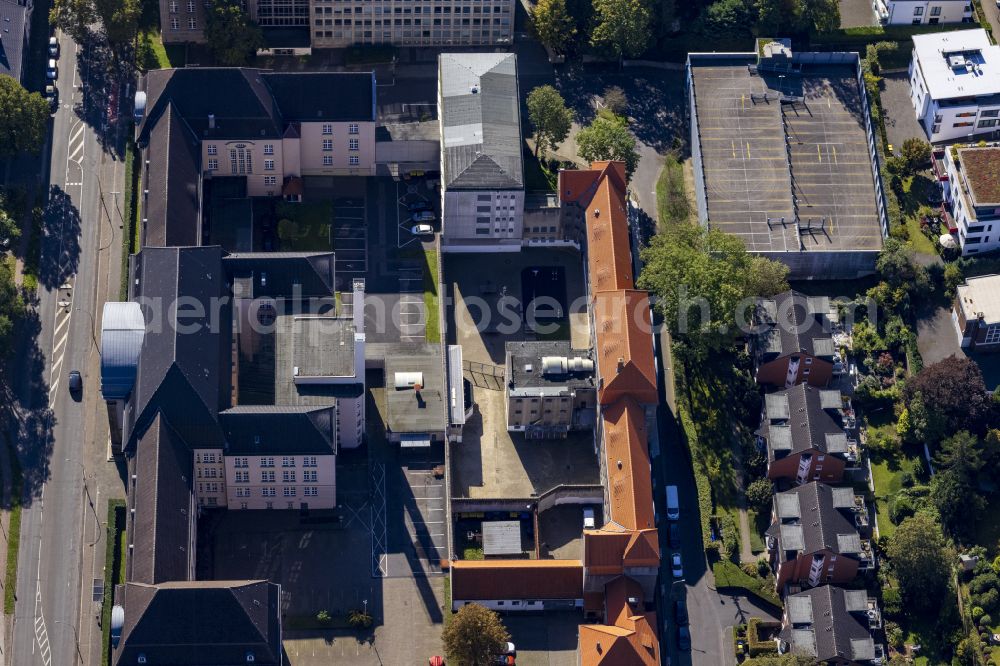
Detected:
[
  {"left": 208, "top": 113, "right": 215, "bottom": 129},
  {"left": 617, "top": 357, "right": 625, "bottom": 373}
]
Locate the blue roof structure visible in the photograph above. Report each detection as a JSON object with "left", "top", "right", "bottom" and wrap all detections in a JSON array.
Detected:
[{"left": 100, "top": 302, "right": 145, "bottom": 400}]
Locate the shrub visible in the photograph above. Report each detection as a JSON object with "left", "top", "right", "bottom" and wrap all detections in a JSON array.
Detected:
[
  {"left": 889, "top": 494, "right": 915, "bottom": 524},
  {"left": 747, "top": 617, "right": 781, "bottom": 657},
  {"left": 742, "top": 561, "right": 759, "bottom": 577},
  {"left": 979, "top": 614, "right": 993, "bottom": 628},
  {"left": 722, "top": 514, "right": 740, "bottom": 563},
  {"left": 756, "top": 557, "right": 770, "bottom": 578},
  {"left": 746, "top": 478, "right": 773, "bottom": 513},
  {"left": 971, "top": 588, "right": 1000, "bottom": 613},
  {"left": 882, "top": 586, "right": 903, "bottom": 617},
  {"left": 900, "top": 471, "right": 914, "bottom": 488},
  {"left": 973, "top": 606, "right": 985, "bottom": 620},
  {"left": 866, "top": 428, "right": 901, "bottom": 457},
  {"left": 316, "top": 610, "right": 332, "bottom": 623},
  {"left": 347, "top": 609, "right": 373, "bottom": 629},
  {"left": 885, "top": 621, "right": 904, "bottom": 649},
  {"left": 971, "top": 573, "right": 999, "bottom": 595}
]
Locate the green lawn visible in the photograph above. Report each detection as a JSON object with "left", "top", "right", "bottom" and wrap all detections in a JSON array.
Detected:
[
  {"left": 712, "top": 560, "right": 782, "bottom": 609},
  {"left": 138, "top": 29, "right": 184, "bottom": 71},
  {"left": 904, "top": 215, "right": 937, "bottom": 255},
  {"left": 870, "top": 457, "right": 901, "bottom": 538},
  {"left": 423, "top": 248, "right": 440, "bottom": 343},
  {"left": 3, "top": 442, "right": 22, "bottom": 614},
  {"left": 656, "top": 153, "right": 692, "bottom": 227},
  {"left": 276, "top": 201, "right": 333, "bottom": 251},
  {"left": 748, "top": 509, "right": 767, "bottom": 555}
]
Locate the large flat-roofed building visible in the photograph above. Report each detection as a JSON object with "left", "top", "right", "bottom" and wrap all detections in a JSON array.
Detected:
[
  {"left": 940, "top": 145, "right": 1000, "bottom": 254},
  {"left": 504, "top": 341, "right": 597, "bottom": 438},
  {"left": 909, "top": 29, "right": 1000, "bottom": 142},
  {"left": 311, "top": 0, "right": 513, "bottom": 48},
  {"left": 385, "top": 348, "right": 448, "bottom": 445},
  {"left": 954, "top": 274, "right": 1000, "bottom": 350},
  {"left": 438, "top": 53, "right": 524, "bottom": 252},
  {"left": 687, "top": 41, "right": 887, "bottom": 278},
  {"left": 873, "top": 0, "right": 973, "bottom": 25}
]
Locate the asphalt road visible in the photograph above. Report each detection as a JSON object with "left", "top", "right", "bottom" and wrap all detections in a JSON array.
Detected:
[{"left": 10, "top": 30, "right": 122, "bottom": 666}]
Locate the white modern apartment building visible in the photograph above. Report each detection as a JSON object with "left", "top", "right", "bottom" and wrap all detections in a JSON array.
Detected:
[
  {"left": 910, "top": 29, "right": 1000, "bottom": 142},
  {"left": 940, "top": 144, "right": 1000, "bottom": 254},
  {"left": 873, "top": 0, "right": 972, "bottom": 25},
  {"left": 438, "top": 53, "right": 525, "bottom": 252}
]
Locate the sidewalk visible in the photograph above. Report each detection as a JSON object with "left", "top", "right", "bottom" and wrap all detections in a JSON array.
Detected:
[{"left": 0, "top": 429, "right": 17, "bottom": 666}]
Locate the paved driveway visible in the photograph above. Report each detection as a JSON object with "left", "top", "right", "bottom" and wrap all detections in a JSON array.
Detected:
[
  {"left": 881, "top": 72, "right": 927, "bottom": 149},
  {"left": 840, "top": 0, "right": 876, "bottom": 27}
]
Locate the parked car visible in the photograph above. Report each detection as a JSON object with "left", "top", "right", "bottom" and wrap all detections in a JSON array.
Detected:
[
  {"left": 48, "top": 36, "right": 59, "bottom": 57},
  {"left": 44, "top": 85, "right": 58, "bottom": 112},
  {"left": 407, "top": 200, "right": 431, "bottom": 212},
  {"left": 411, "top": 224, "right": 434, "bottom": 236},
  {"left": 677, "top": 626, "right": 692, "bottom": 651},
  {"left": 428, "top": 657, "right": 445, "bottom": 666},
  {"left": 674, "top": 599, "right": 689, "bottom": 625},
  {"left": 671, "top": 552, "right": 683, "bottom": 579},
  {"left": 68, "top": 370, "right": 82, "bottom": 393},
  {"left": 493, "top": 642, "right": 515, "bottom": 664},
  {"left": 668, "top": 522, "right": 681, "bottom": 549},
  {"left": 665, "top": 485, "right": 680, "bottom": 521},
  {"left": 46, "top": 59, "right": 58, "bottom": 80},
  {"left": 410, "top": 210, "right": 436, "bottom": 223},
  {"left": 583, "top": 507, "right": 595, "bottom": 530}
]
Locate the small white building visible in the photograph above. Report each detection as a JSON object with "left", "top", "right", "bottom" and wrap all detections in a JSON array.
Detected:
[
  {"left": 910, "top": 29, "right": 1000, "bottom": 142},
  {"left": 873, "top": 0, "right": 972, "bottom": 26},
  {"left": 438, "top": 53, "right": 525, "bottom": 253},
  {"left": 941, "top": 144, "right": 1000, "bottom": 254}
]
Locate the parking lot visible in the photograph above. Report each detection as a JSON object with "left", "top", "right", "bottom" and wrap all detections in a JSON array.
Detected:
[
  {"left": 331, "top": 196, "right": 367, "bottom": 276},
  {"left": 503, "top": 612, "right": 583, "bottom": 666}
]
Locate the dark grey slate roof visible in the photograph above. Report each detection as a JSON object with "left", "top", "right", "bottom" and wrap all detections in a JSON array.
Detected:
[
  {"left": 0, "top": 0, "right": 29, "bottom": 81},
  {"left": 127, "top": 414, "right": 193, "bottom": 586},
  {"left": 113, "top": 580, "right": 281, "bottom": 666},
  {"left": 771, "top": 481, "right": 862, "bottom": 557},
  {"left": 139, "top": 68, "right": 281, "bottom": 143},
  {"left": 127, "top": 246, "right": 230, "bottom": 451},
  {"left": 219, "top": 405, "right": 336, "bottom": 455},
  {"left": 760, "top": 384, "right": 846, "bottom": 462},
  {"left": 101, "top": 302, "right": 145, "bottom": 400},
  {"left": 262, "top": 72, "right": 375, "bottom": 122},
  {"left": 780, "top": 585, "right": 878, "bottom": 663},
  {"left": 224, "top": 252, "right": 336, "bottom": 298},
  {"left": 143, "top": 102, "right": 202, "bottom": 247},
  {"left": 755, "top": 290, "right": 836, "bottom": 360},
  {"left": 439, "top": 53, "right": 523, "bottom": 191}
]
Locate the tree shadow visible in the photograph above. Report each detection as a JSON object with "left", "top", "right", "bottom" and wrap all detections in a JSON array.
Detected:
[
  {"left": 73, "top": 33, "right": 127, "bottom": 159},
  {"left": 37, "top": 186, "right": 82, "bottom": 290}
]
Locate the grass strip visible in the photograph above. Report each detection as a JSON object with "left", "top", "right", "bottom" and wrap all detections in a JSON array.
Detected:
[
  {"left": 120, "top": 138, "right": 140, "bottom": 301},
  {"left": 712, "top": 560, "right": 782, "bottom": 610},
  {"left": 3, "top": 440, "right": 23, "bottom": 615},
  {"left": 423, "top": 248, "right": 441, "bottom": 343},
  {"left": 656, "top": 153, "right": 692, "bottom": 227},
  {"left": 101, "top": 499, "right": 127, "bottom": 666}
]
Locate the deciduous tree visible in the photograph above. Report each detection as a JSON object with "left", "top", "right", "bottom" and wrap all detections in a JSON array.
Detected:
[
  {"left": 95, "top": 0, "right": 140, "bottom": 45},
  {"left": 903, "top": 356, "right": 992, "bottom": 439},
  {"left": 526, "top": 85, "right": 573, "bottom": 159},
  {"left": 442, "top": 603, "right": 510, "bottom": 666},
  {"left": 530, "top": 0, "right": 576, "bottom": 55},
  {"left": 49, "top": 0, "right": 97, "bottom": 42},
  {"left": 602, "top": 86, "right": 628, "bottom": 116},
  {"left": 205, "top": 0, "right": 264, "bottom": 66},
  {"left": 0, "top": 78, "right": 51, "bottom": 158},
  {"left": 886, "top": 512, "right": 953, "bottom": 614},
  {"left": 901, "top": 137, "right": 932, "bottom": 172},
  {"left": 589, "top": 0, "right": 652, "bottom": 65},
  {"left": 575, "top": 112, "right": 638, "bottom": 177}
]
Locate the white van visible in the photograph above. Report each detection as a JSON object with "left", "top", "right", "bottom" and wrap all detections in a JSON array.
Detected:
[{"left": 665, "top": 485, "right": 680, "bottom": 521}]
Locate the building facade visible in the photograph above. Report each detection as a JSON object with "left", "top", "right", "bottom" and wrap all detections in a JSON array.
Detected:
[
  {"left": 438, "top": 53, "right": 524, "bottom": 252},
  {"left": 910, "top": 29, "right": 1000, "bottom": 142},
  {"left": 311, "top": 0, "right": 512, "bottom": 48},
  {"left": 504, "top": 341, "right": 596, "bottom": 438},
  {"left": 954, "top": 274, "right": 1000, "bottom": 350},
  {"left": 940, "top": 145, "right": 1000, "bottom": 255},
  {"left": 873, "top": 0, "right": 972, "bottom": 25}
]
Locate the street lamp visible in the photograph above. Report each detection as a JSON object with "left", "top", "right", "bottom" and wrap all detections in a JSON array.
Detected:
[
  {"left": 55, "top": 620, "right": 83, "bottom": 666},
  {"left": 66, "top": 459, "right": 101, "bottom": 547}
]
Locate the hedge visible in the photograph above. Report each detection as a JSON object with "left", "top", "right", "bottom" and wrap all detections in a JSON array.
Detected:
[
  {"left": 677, "top": 396, "right": 715, "bottom": 552},
  {"left": 101, "top": 499, "right": 127, "bottom": 666},
  {"left": 712, "top": 560, "right": 783, "bottom": 609},
  {"left": 3, "top": 441, "right": 23, "bottom": 614},
  {"left": 748, "top": 617, "right": 781, "bottom": 657},
  {"left": 811, "top": 23, "right": 961, "bottom": 49}
]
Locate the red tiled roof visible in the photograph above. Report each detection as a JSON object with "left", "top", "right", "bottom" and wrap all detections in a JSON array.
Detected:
[
  {"left": 602, "top": 396, "right": 656, "bottom": 531},
  {"left": 585, "top": 164, "right": 634, "bottom": 293},
  {"left": 593, "top": 290, "right": 658, "bottom": 405},
  {"left": 583, "top": 526, "right": 659, "bottom": 572},
  {"left": 451, "top": 560, "right": 583, "bottom": 601},
  {"left": 579, "top": 575, "right": 659, "bottom": 666}
]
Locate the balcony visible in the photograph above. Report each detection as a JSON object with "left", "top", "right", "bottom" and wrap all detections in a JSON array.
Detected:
[
  {"left": 852, "top": 495, "right": 870, "bottom": 530},
  {"left": 858, "top": 539, "right": 876, "bottom": 570},
  {"left": 846, "top": 439, "right": 860, "bottom": 464},
  {"left": 932, "top": 150, "right": 950, "bottom": 181},
  {"left": 941, "top": 201, "right": 958, "bottom": 233},
  {"left": 866, "top": 598, "right": 882, "bottom": 630}
]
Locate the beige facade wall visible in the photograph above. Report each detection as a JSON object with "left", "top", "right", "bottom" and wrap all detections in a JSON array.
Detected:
[
  {"left": 309, "top": 0, "right": 513, "bottom": 48},
  {"left": 201, "top": 138, "right": 285, "bottom": 197},
  {"left": 298, "top": 121, "right": 376, "bottom": 176},
  {"left": 194, "top": 448, "right": 228, "bottom": 508},
  {"left": 224, "top": 453, "right": 336, "bottom": 510},
  {"left": 282, "top": 134, "right": 302, "bottom": 178}
]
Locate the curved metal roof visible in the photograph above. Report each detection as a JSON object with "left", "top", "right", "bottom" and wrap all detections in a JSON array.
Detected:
[{"left": 101, "top": 302, "right": 145, "bottom": 400}]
